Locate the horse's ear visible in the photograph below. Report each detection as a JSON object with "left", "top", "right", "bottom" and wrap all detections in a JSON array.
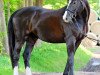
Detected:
[{"left": 81, "top": 1, "right": 90, "bottom": 23}]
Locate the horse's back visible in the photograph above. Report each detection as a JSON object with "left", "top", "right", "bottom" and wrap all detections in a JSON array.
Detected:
[{"left": 11, "top": 7, "right": 45, "bottom": 37}]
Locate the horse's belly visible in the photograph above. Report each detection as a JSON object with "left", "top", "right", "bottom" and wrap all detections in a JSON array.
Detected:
[
  {"left": 39, "top": 34, "right": 65, "bottom": 43},
  {"left": 37, "top": 29, "right": 65, "bottom": 43}
]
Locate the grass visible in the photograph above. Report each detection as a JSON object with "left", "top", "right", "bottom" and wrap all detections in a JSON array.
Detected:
[
  {"left": 0, "top": 42, "right": 91, "bottom": 75},
  {"left": 0, "top": 54, "right": 12, "bottom": 75}
]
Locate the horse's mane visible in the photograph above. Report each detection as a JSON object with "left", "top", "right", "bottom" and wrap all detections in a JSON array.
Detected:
[{"left": 81, "top": 0, "right": 90, "bottom": 23}]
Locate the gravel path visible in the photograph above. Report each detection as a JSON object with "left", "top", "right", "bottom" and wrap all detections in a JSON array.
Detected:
[
  {"left": 20, "top": 72, "right": 100, "bottom": 75},
  {"left": 82, "top": 46, "right": 100, "bottom": 72}
]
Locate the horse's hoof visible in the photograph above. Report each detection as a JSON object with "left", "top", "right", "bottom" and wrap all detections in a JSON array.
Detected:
[
  {"left": 26, "top": 67, "right": 32, "bottom": 75},
  {"left": 63, "top": 73, "right": 68, "bottom": 75}
]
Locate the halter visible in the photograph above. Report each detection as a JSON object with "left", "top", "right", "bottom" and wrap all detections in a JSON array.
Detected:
[
  {"left": 66, "top": 0, "right": 84, "bottom": 15},
  {"left": 66, "top": 9, "right": 74, "bottom": 14}
]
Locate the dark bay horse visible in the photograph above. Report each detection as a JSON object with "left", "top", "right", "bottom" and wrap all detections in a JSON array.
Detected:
[{"left": 8, "top": 0, "right": 90, "bottom": 75}]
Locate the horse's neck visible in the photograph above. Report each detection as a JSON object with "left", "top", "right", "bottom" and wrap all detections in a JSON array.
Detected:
[
  {"left": 75, "top": 15, "right": 85, "bottom": 28},
  {"left": 56, "top": 6, "right": 67, "bottom": 16}
]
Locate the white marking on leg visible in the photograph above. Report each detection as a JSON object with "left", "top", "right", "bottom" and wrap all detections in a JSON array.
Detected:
[
  {"left": 26, "top": 67, "right": 32, "bottom": 75},
  {"left": 14, "top": 66, "right": 18, "bottom": 75}
]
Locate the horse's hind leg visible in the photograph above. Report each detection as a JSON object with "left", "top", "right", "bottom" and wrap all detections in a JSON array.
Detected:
[
  {"left": 13, "top": 40, "right": 24, "bottom": 75},
  {"left": 23, "top": 36, "right": 37, "bottom": 75}
]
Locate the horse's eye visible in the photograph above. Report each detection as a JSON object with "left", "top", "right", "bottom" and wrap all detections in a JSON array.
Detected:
[
  {"left": 73, "top": 1, "right": 77, "bottom": 4},
  {"left": 73, "top": 2, "right": 76, "bottom": 4}
]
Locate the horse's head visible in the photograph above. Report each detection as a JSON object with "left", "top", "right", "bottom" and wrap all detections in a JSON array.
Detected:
[{"left": 63, "top": 0, "right": 85, "bottom": 22}]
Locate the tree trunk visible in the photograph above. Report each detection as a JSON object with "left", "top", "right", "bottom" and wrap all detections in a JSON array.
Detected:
[
  {"left": 0, "top": 0, "right": 9, "bottom": 54},
  {"left": 7, "top": 1, "right": 10, "bottom": 24},
  {"left": 25, "top": 0, "right": 28, "bottom": 7},
  {"left": 22, "top": 0, "right": 25, "bottom": 7},
  {"left": 28, "top": 0, "right": 33, "bottom": 6},
  {"left": 35, "top": 0, "right": 43, "bottom": 7}
]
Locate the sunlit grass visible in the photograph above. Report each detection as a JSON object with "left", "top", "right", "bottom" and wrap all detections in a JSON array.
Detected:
[
  {"left": 43, "top": 4, "right": 53, "bottom": 9},
  {"left": 74, "top": 45, "right": 92, "bottom": 70}
]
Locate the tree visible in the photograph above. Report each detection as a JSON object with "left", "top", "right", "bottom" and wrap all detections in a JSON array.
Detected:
[
  {"left": 25, "top": 0, "right": 28, "bottom": 7},
  {"left": 35, "top": 0, "right": 43, "bottom": 7},
  {"left": 28, "top": 0, "right": 33, "bottom": 6},
  {"left": 7, "top": 1, "right": 10, "bottom": 23},
  {"left": 0, "top": 0, "right": 9, "bottom": 54}
]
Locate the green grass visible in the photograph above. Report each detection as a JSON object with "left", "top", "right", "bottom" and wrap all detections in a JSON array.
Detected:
[
  {"left": 0, "top": 54, "right": 12, "bottom": 75},
  {"left": 0, "top": 42, "right": 91, "bottom": 75}
]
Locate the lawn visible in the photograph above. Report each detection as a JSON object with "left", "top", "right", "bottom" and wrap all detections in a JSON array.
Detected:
[{"left": 0, "top": 42, "right": 92, "bottom": 75}]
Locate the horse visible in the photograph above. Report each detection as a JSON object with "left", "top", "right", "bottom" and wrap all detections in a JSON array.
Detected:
[{"left": 8, "top": 0, "right": 90, "bottom": 75}]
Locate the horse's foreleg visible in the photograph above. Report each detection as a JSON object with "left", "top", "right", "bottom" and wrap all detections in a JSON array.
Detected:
[
  {"left": 63, "top": 36, "right": 76, "bottom": 75},
  {"left": 75, "top": 40, "right": 82, "bottom": 52},
  {"left": 13, "top": 41, "right": 24, "bottom": 75},
  {"left": 23, "top": 37, "right": 37, "bottom": 75}
]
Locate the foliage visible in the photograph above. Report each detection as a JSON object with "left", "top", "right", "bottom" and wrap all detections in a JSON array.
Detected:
[
  {"left": 0, "top": 32, "right": 6, "bottom": 53},
  {"left": 3, "top": 0, "right": 100, "bottom": 24},
  {"left": 88, "top": 0, "right": 100, "bottom": 15},
  {"left": 0, "top": 42, "right": 91, "bottom": 74},
  {"left": 43, "top": 0, "right": 67, "bottom": 9},
  {"left": 4, "top": 0, "right": 23, "bottom": 13},
  {"left": 0, "top": 55, "right": 12, "bottom": 75}
]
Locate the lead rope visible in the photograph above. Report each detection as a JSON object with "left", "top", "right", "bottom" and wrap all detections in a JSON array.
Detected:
[{"left": 84, "top": 35, "right": 100, "bottom": 42}]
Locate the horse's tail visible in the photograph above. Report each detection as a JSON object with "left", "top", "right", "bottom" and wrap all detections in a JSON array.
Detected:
[
  {"left": 8, "top": 13, "right": 15, "bottom": 68},
  {"left": 8, "top": 9, "right": 22, "bottom": 68}
]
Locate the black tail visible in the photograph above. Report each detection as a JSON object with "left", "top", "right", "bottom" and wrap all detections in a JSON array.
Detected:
[
  {"left": 8, "top": 13, "right": 15, "bottom": 68},
  {"left": 8, "top": 9, "right": 21, "bottom": 68}
]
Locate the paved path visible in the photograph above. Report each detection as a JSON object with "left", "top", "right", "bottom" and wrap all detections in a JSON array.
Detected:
[
  {"left": 19, "top": 72, "right": 100, "bottom": 75},
  {"left": 31, "top": 72, "right": 100, "bottom": 75},
  {"left": 82, "top": 46, "right": 100, "bottom": 72}
]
